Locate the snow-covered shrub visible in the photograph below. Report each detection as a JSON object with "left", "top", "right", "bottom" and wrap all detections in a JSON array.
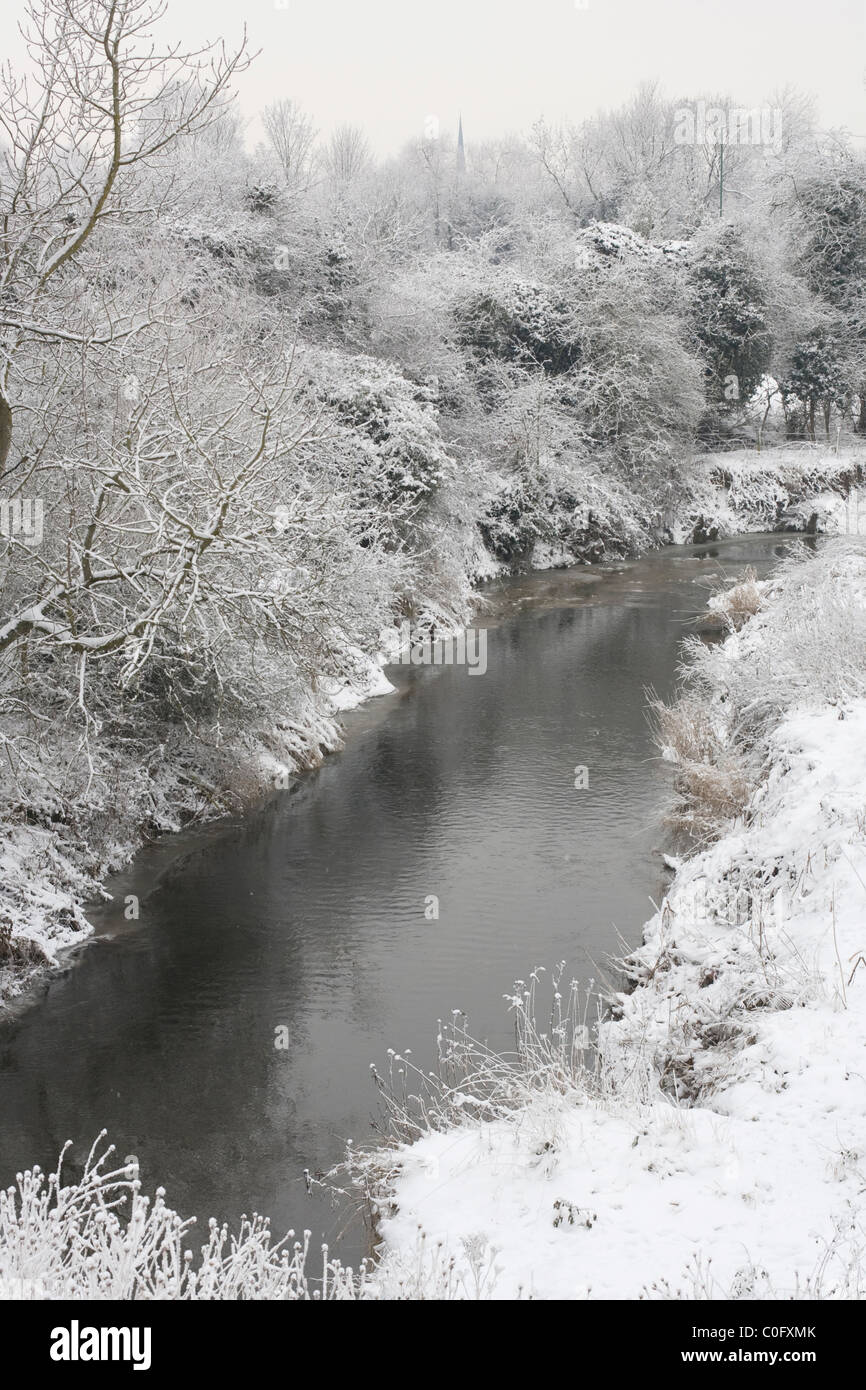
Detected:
[
  {"left": 563, "top": 261, "right": 704, "bottom": 480},
  {"left": 779, "top": 329, "right": 852, "bottom": 440},
  {"left": 451, "top": 252, "right": 703, "bottom": 486},
  {"left": 574, "top": 219, "right": 680, "bottom": 266},
  {"left": 683, "top": 540, "right": 866, "bottom": 732},
  {"left": 243, "top": 179, "right": 280, "bottom": 214},
  {"left": 0, "top": 1135, "right": 364, "bottom": 1300},
  {"left": 687, "top": 222, "right": 774, "bottom": 415},
  {"left": 697, "top": 567, "right": 764, "bottom": 632},
  {"left": 305, "top": 349, "right": 453, "bottom": 526},
  {"left": 0, "top": 1132, "right": 514, "bottom": 1300},
  {"left": 336, "top": 966, "right": 600, "bottom": 1178},
  {"left": 478, "top": 449, "right": 648, "bottom": 566},
  {"left": 649, "top": 692, "right": 754, "bottom": 842},
  {"left": 454, "top": 276, "right": 582, "bottom": 375},
  {"left": 652, "top": 540, "right": 866, "bottom": 843}
]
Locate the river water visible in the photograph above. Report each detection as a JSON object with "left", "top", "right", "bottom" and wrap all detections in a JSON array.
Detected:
[{"left": 0, "top": 534, "right": 795, "bottom": 1267}]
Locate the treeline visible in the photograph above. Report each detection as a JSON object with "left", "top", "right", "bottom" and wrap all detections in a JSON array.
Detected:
[{"left": 1, "top": 0, "right": 865, "bottom": 910}]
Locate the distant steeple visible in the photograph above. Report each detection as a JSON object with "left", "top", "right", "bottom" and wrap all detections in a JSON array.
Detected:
[{"left": 457, "top": 113, "right": 466, "bottom": 174}]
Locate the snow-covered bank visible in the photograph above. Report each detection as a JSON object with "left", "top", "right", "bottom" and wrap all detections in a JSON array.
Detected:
[
  {"left": 520, "top": 445, "right": 865, "bottom": 569},
  {"left": 1, "top": 445, "right": 861, "bottom": 1010},
  {"left": 366, "top": 540, "right": 866, "bottom": 1299},
  {"left": 3, "top": 537, "right": 866, "bottom": 1303},
  {"left": 670, "top": 445, "right": 864, "bottom": 545},
  {"left": 0, "top": 648, "right": 392, "bottom": 1008}
]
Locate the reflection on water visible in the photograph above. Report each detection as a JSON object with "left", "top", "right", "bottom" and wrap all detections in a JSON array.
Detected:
[{"left": 0, "top": 535, "right": 793, "bottom": 1265}]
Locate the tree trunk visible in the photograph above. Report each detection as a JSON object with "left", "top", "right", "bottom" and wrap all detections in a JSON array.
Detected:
[{"left": 0, "top": 394, "right": 11, "bottom": 472}]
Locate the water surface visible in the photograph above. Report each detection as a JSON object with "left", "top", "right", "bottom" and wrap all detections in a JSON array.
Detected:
[{"left": 0, "top": 535, "right": 793, "bottom": 1265}]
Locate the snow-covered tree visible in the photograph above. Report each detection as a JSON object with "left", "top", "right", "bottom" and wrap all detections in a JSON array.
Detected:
[
  {"left": 687, "top": 222, "right": 774, "bottom": 419},
  {"left": 0, "top": 0, "right": 249, "bottom": 473}
]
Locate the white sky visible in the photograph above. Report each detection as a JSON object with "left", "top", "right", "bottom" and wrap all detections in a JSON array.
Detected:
[{"left": 2, "top": 0, "right": 865, "bottom": 154}]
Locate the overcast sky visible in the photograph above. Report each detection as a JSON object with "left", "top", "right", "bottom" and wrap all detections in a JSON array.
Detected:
[{"left": 2, "top": 0, "right": 865, "bottom": 154}]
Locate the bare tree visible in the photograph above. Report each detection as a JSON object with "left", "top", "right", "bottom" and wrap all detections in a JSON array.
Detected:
[
  {"left": 528, "top": 119, "right": 585, "bottom": 221},
  {"left": 325, "top": 123, "right": 371, "bottom": 187},
  {"left": 0, "top": 0, "right": 249, "bottom": 472},
  {"left": 0, "top": 321, "right": 398, "bottom": 766},
  {"left": 262, "top": 98, "right": 317, "bottom": 192}
]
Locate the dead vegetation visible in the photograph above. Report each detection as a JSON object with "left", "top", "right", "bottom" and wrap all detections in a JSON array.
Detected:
[{"left": 647, "top": 693, "right": 754, "bottom": 843}]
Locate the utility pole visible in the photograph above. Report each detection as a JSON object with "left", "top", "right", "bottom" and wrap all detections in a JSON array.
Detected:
[{"left": 719, "top": 138, "right": 724, "bottom": 217}]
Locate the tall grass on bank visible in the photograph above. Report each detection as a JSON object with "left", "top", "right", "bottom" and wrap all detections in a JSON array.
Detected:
[
  {"left": 0, "top": 1134, "right": 362, "bottom": 1300},
  {"left": 357, "top": 967, "right": 606, "bottom": 1146},
  {"left": 0, "top": 973, "right": 603, "bottom": 1303},
  {"left": 650, "top": 541, "right": 866, "bottom": 843}
]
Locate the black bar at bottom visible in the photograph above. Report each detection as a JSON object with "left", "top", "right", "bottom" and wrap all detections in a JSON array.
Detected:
[{"left": 0, "top": 1296, "right": 853, "bottom": 1375}]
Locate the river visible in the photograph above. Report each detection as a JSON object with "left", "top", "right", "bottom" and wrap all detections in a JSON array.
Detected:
[{"left": 0, "top": 534, "right": 796, "bottom": 1269}]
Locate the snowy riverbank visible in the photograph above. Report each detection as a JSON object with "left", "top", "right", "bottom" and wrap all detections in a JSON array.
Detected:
[
  {"left": 1, "top": 444, "right": 862, "bottom": 1009},
  {"left": 2, "top": 525, "right": 866, "bottom": 1303},
  {"left": 366, "top": 539, "right": 866, "bottom": 1299}
]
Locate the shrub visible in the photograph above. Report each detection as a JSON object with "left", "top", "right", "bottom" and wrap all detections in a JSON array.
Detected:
[
  {"left": 453, "top": 278, "right": 581, "bottom": 375},
  {"left": 649, "top": 693, "right": 753, "bottom": 842},
  {"left": 310, "top": 351, "right": 453, "bottom": 524},
  {"left": 0, "top": 1136, "right": 362, "bottom": 1301}
]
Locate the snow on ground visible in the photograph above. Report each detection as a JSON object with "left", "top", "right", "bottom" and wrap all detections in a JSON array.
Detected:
[
  {"left": 319, "top": 646, "right": 396, "bottom": 711},
  {"left": 370, "top": 543, "right": 866, "bottom": 1300},
  {"left": 2, "top": 448, "right": 862, "bottom": 1008},
  {"left": 0, "top": 827, "right": 98, "bottom": 1000},
  {"left": 0, "top": 651, "right": 395, "bottom": 1008},
  {"left": 673, "top": 444, "right": 865, "bottom": 544}
]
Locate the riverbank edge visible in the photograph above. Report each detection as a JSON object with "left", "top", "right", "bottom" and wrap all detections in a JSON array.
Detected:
[
  {"left": 363, "top": 539, "right": 866, "bottom": 1299},
  {"left": 1, "top": 443, "right": 862, "bottom": 1012}
]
